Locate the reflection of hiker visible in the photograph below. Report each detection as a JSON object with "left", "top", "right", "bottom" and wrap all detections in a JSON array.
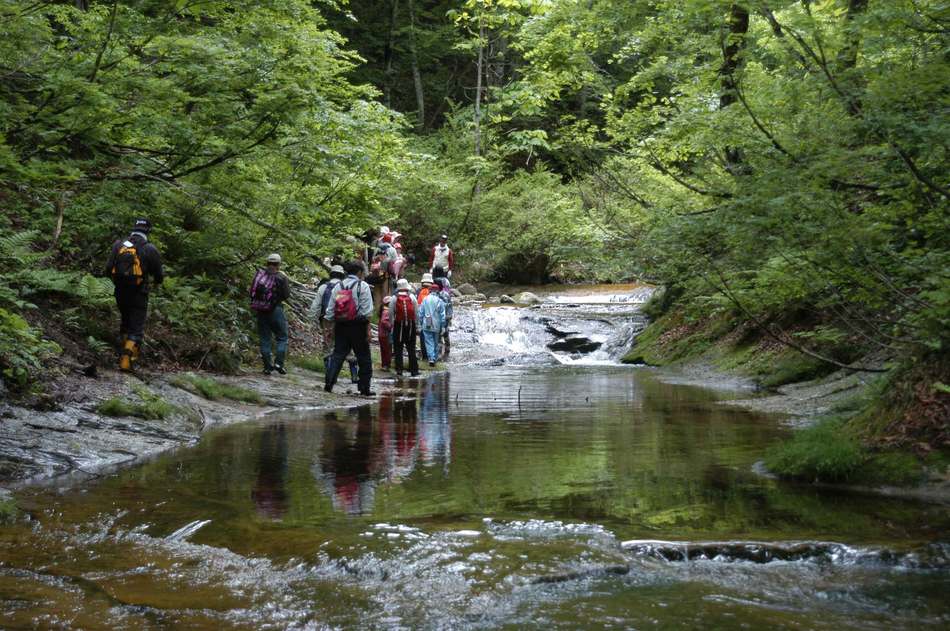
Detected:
[
  {"left": 316, "top": 408, "right": 377, "bottom": 515},
  {"left": 418, "top": 279, "right": 447, "bottom": 366},
  {"left": 432, "top": 267, "right": 453, "bottom": 358},
  {"left": 324, "top": 261, "right": 375, "bottom": 396},
  {"left": 428, "top": 234, "right": 454, "bottom": 277},
  {"left": 250, "top": 253, "right": 291, "bottom": 375},
  {"left": 105, "top": 218, "right": 164, "bottom": 372},
  {"left": 251, "top": 423, "right": 289, "bottom": 520},
  {"left": 392, "top": 279, "right": 419, "bottom": 376},
  {"left": 310, "top": 264, "right": 356, "bottom": 377},
  {"left": 379, "top": 296, "right": 393, "bottom": 371}
]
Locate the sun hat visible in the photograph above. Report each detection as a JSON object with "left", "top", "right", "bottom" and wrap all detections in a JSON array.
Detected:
[
  {"left": 421, "top": 273, "right": 433, "bottom": 285},
  {"left": 396, "top": 278, "right": 411, "bottom": 291},
  {"left": 266, "top": 253, "right": 282, "bottom": 264},
  {"left": 383, "top": 295, "right": 393, "bottom": 305},
  {"left": 330, "top": 264, "right": 345, "bottom": 274}
]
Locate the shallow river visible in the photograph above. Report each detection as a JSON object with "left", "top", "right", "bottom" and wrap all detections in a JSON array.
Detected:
[{"left": 2, "top": 295, "right": 949, "bottom": 629}]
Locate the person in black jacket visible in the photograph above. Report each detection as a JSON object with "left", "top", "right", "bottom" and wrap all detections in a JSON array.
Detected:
[{"left": 104, "top": 218, "right": 164, "bottom": 371}]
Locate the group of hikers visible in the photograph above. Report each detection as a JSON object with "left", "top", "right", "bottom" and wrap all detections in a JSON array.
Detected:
[{"left": 106, "top": 219, "right": 456, "bottom": 398}]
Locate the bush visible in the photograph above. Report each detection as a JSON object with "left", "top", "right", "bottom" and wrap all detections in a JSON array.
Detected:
[
  {"left": 765, "top": 419, "right": 866, "bottom": 482},
  {"left": 170, "top": 372, "right": 263, "bottom": 403},
  {"left": 0, "top": 307, "right": 60, "bottom": 392}
]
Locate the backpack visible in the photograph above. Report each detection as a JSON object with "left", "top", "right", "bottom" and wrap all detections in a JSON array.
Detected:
[
  {"left": 249, "top": 269, "right": 279, "bottom": 312},
  {"left": 333, "top": 279, "right": 362, "bottom": 322},
  {"left": 112, "top": 240, "right": 144, "bottom": 287},
  {"left": 393, "top": 293, "right": 416, "bottom": 324},
  {"left": 317, "top": 279, "right": 340, "bottom": 320}
]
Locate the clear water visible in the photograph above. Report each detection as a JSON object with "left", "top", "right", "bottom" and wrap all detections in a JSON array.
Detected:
[{"left": 2, "top": 366, "right": 948, "bottom": 629}]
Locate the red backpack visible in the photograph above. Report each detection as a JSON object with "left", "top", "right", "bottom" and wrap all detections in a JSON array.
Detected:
[
  {"left": 393, "top": 292, "right": 416, "bottom": 324},
  {"left": 333, "top": 280, "right": 361, "bottom": 322}
]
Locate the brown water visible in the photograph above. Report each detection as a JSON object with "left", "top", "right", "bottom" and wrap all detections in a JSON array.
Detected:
[{"left": 2, "top": 366, "right": 949, "bottom": 629}]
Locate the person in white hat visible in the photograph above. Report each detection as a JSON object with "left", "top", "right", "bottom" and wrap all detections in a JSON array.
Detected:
[
  {"left": 391, "top": 278, "right": 419, "bottom": 376},
  {"left": 249, "top": 253, "right": 291, "bottom": 374},
  {"left": 417, "top": 272, "right": 434, "bottom": 305}
]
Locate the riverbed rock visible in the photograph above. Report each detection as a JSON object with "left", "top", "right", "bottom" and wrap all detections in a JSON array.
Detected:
[
  {"left": 548, "top": 338, "right": 603, "bottom": 354},
  {"left": 451, "top": 288, "right": 462, "bottom": 298},
  {"left": 499, "top": 295, "right": 514, "bottom": 304},
  {"left": 457, "top": 283, "right": 478, "bottom": 296},
  {"left": 513, "top": 291, "right": 542, "bottom": 305},
  {"left": 473, "top": 293, "right": 488, "bottom": 302}
]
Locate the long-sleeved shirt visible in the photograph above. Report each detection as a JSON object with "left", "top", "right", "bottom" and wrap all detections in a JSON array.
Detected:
[
  {"left": 418, "top": 292, "right": 447, "bottom": 332},
  {"left": 324, "top": 275, "right": 374, "bottom": 321},
  {"left": 309, "top": 278, "right": 341, "bottom": 320},
  {"left": 104, "top": 232, "right": 164, "bottom": 292}
]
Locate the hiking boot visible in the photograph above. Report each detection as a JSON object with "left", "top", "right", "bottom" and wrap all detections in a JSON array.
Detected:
[
  {"left": 429, "top": 361, "right": 436, "bottom": 367},
  {"left": 323, "top": 384, "right": 333, "bottom": 393},
  {"left": 262, "top": 367, "right": 273, "bottom": 376},
  {"left": 274, "top": 365, "right": 287, "bottom": 375},
  {"left": 360, "top": 390, "right": 377, "bottom": 397},
  {"left": 119, "top": 339, "right": 138, "bottom": 372}
]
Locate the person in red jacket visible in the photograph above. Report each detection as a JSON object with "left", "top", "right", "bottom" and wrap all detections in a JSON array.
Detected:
[{"left": 428, "top": 234, "right": 454, "bottom": 277}]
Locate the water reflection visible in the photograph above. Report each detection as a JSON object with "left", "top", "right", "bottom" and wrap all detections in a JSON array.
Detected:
[
  {"left": 312, "top": 376, "right": 453, "bottom": 514},
  {"left": 251, "top": 423, "right": 288, "bottom": 520}
]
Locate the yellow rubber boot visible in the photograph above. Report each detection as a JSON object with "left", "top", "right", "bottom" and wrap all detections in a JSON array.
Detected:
[{"left": 119, "top": 339, "right": 137, "bottom": 372}]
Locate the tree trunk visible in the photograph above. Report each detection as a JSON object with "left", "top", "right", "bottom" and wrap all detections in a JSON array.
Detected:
[
  {"left": 837, "top": 0, "right": 868, "bottom": 71},
  {"left": 383, "top": 0, "right": 399, "bottom": 109},
  {"left": 474, "top": 19, "right": 485, "bottom": 160},
  {"left": 407, "top": 0, "right": 425, "bottom": 132},
  {"left": 719, "top": 3, "right": 750, "bottom": 170}
]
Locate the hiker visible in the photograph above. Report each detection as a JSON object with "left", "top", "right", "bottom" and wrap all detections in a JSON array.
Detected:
[
  {"left": 105, "top": 218, "right": 164, "bottom": 371},
  {"left": 250, "top": 253, "right": 291, "bottom": 375},
  {"left": 324, "top": 260, "right": 375, "bottom": 396},
  {"left": 310, "top": 264, "right": 356, "bottom": 378},
  {"left": 429, "top": 234, "right": 454, "bottom": 277},
  {"left": 418, "top": 277, "right": 447, "bottom": 366},
  {"left": 370, "top": 231, "right": 399, "bottom": 308},
  {"left": 390, "top": 242, "right": 406, "bottom": 281},
  {"left": 417, "top": 272, "right": 434, "bottom": 305},
  {"left": 432, "top": 267, "right": 453, "bottom": 357},
  {"left": 391, "top": 279, "right": 419, "bottom": 376},
  {"left": 379, "top": 296, "right": 393, "bottom": 371}
]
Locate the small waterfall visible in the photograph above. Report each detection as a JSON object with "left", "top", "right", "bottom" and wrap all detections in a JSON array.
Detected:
[{"left": 457, "top": 287, "right": 653, "bottom": 364}]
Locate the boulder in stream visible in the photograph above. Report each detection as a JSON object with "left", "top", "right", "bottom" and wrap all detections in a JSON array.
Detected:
[
  {"left": 513, "top": 291, "right": 542, "bottom": 305},
  {"left": 457, "top": 283, "right": 478, "bottom": 296},
  {"left": 548, "top": 338, "right": 603, "bottom": 354},
  {"left": 499, "top": 295, "right": 515, "bottom": 304}
]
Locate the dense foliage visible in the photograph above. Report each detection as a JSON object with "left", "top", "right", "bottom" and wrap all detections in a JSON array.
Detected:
[{"left": 1, "top": 0, "right": 948, "bottom": 419}]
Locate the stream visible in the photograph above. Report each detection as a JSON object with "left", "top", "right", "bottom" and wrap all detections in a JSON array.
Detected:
[{"left": 1, "top": 286, "right": 948, "bottom": 629}]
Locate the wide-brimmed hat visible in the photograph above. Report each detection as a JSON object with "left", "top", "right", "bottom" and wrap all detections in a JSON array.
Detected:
[
  {"left": 383, "top": 295, "right": 393, "bottom": 305},
  {"left": 266, "top": 253, "right": 282, "bottom": 264},
  {"left": 396, "top": 278, "right": 411, "bottom": 291},
  {"left": 421, "top": 273, "right": 433, "bottom": 285},
  {"left": 330, "top": 264, "right": 345, "bottom": 274}
]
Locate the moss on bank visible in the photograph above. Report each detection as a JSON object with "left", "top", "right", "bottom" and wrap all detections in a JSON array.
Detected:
[
  {"left": 170, "top": 372, "right": 263, "bottom": 404},
  {"left": 98, "top": 385, "right": 188, "bottom": 421}
]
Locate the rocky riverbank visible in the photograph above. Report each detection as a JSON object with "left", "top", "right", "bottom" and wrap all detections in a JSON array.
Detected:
[{"left": 0, "top": 365, "right": 400, "bottom": 487}]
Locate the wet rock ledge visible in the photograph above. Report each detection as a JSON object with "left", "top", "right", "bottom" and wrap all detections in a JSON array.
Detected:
[{"left": 0, "top": 367, "right": 376, "bottom": 486}]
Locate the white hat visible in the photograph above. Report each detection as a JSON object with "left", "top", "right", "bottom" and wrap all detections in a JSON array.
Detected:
[
  {"left": 421, "top": 273, "right": 433, "bottom": 285},
  {"left": 383, "top": 295, "right": 393, "bottom": 305},
  {"left": 330, "top": 264, "right": 345, "bottom": 274},
  {"left": 396, "top": 278, "right": 411, "bottom": 291},
  {"left": 266, "top": 253, "right": 281, "bottom": 264},
  {"left": 380, "top": 226, "right": 391, "bottom": 235}
]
